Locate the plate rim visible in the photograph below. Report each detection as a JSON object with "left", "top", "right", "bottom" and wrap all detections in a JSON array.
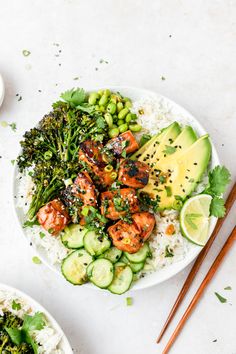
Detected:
[
  {"left": 12, "top": 86, "right": 220, "bottom": 291},
  {"left": 0, "top": 282, "right": 73, "bottom": 352}
]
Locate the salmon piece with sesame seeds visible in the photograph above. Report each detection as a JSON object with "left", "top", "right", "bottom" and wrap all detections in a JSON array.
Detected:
[
  {"left": 105, "top": 131, "right": 139, "bottom": 156},
  {"left": 37, "top": 199, "right": 70, "bottom": 235},
  {"left": 100, "top": 188, "right": 139, "bottom": 220},
  {"left": 78, "top": 140, "right": 114, "bottom": 187},
  {"left": 118, "top": 159, "right": 150, "bottom": 188},
  {"left": 108, "top": 212, "right": 155, "bottom": 253}
]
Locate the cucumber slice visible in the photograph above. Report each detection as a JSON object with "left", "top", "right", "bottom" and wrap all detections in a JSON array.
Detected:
[
  {"left": 61, "top": 224, "right": 87, "bottom": 249},
  {"left": 99, "top": 247, "right": 122, "bottom": 263},
  {"left": 108, "top": 263, "right": 133, "bottom": 295},
  {"left": 87, "top": 259, "right": 114, "bottom": 288},
  {"left": 120, "top": 255, "right": 144, "bottom": 273},
  {"left": 61, "top": 249, "right": 93, "bottom": 285},
  {"left": 84, "top": 231, "right": 111, "bottom": 256},
  {"left": 124, "top": 243, "right": 150, "bottom": 263}
]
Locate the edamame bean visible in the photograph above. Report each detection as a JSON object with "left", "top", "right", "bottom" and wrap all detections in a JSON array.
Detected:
[
  {"left": 119, "top": 123, "right": 128, "bottom": 133},
  {"left": 125, "top": 113, "right": 132, "bottom": 123},
  {"left": 88, "top": 92, "right": 99, "bottom": 105},
  {"left": 98, "top": 89, "right": 104, "bottom": 96},
  {"left": 107, "top": 102, "right": 116, "bottom": 114},
  {"left": 99, "top": 105, "right": 105, "bottom": 113},
  {"left": 129, "top": 124, "right": 142, "bottom": 132},
  {"left": 104, "top": 113, "right": 113, "bottom": 128},
  {"left": 125, "top": 100, "right": 132, "bottom": 109},
  {"left": 104, "top": 89, "right": 111, "bottom": 96},
  {"left": 99, "top": 95, "right": 108, "bottom": 106},
  {"left": 117, "top": 119, "right": 124, "bottom": 126},
  {"left": 108, "top": 127, "right": 120, "bottom": 138},
  {"left": 118, "top": 107, "right": 129, "bottom": 120},
  {"left": 116, "top": 102, "right": 123, "bottom": 113}
]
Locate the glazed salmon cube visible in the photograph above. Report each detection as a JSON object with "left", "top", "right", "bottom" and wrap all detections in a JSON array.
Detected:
[
  {"left": 118, "top": 159, "right": 150, "bottom": 188},
  {"left": 107, "top": 211, "right": 156, "bottom": 253},
  {"left": 100, "top": 188, "right": 139, "bottom": 220},
  {"left": 37, "top": 199, "right": 70, "bottom": 235},
  {"left": 132, "top": 212, "right": 156, "bottom": 241},
  {"left": 78, "top": 140, "right": 115, "bottom": 187},
  {"left": 108, "top": 219, "right": 142, "bottom": 253},
  {"left": 105, "top": 131, "right": 139, "bottom": 156}
]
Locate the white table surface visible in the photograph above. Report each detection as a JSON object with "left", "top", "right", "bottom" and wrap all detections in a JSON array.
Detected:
[{"left": 0, "top": 1, "right": 236, "bottom": 353}]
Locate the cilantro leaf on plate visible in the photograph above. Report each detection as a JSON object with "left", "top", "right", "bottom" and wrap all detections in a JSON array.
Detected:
[
  {"left": 210, "top": 197, "right": 226, "bottom": 217},
  {"left": 214, "top": 292, "right": 227, "bottom": 303},
  {"left": 61, "top": 88, "right": 86, "bottom": 107},
  {"left": 22, "top": 312, "right": 45, "bottom": 332},
  {"left": 206, "top": 166, "right": 231, "bottom": 196},
  {"left": 5, "top": 327, "right": 23, "bottom": 345}
]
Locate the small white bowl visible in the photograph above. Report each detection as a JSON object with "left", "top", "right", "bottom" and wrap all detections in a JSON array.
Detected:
[
  {"left": 12, "top": 87, "right": 220, "bottom": 291},
  {"left": 0, "top": 74, "right": 5, "bottom": 107},
  {"left": 0, "top": 283, "right": 73, "bottom": 353}
]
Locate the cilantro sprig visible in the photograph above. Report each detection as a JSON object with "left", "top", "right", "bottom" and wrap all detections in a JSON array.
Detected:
[
  {"left": 203, "top": 166, "right": 231, "bottom": 217},
  {"left": 5, "top": 312, "right": 46, "bottom": 353}
]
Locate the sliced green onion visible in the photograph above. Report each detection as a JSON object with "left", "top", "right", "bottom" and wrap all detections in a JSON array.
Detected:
[
  {"left": 44, "top": 150, "right": 53, "bottom": 160},
  {"left": 126, "top": 297, "right": 133, "bottom": 306},
  {"left": 32, "top": 256, "right": 42, "bottom": 264},
  {"left": 104, "top": 165, "right": 113, "bottom": 172}
]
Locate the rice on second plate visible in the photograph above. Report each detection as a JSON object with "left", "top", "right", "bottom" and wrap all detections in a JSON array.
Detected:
[{"left": 15, "top": 95, "right": 203, "bottom": 273}]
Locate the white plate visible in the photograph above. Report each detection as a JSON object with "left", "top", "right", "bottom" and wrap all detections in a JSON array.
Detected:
[
  {"left": 0, "top": 283, "right": 73, "bottom": 353},
  {"left": 0, "top": 74, "right": 5, "bottom": 107},
  {"left": 12, "top": 86, "right": 220, "bottom": 291}
]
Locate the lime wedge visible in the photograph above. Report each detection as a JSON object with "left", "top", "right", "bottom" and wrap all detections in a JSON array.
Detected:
[{"left": 180, "top": 194, "right": 212, "bottom": 246}]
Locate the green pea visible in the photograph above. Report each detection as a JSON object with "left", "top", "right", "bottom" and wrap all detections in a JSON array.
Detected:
[
  {"left": 107, "top": 102, "right": 116, "bottom": 114},
  {"left": 99, "top": 94, "right": 108, "bottom": 106},
  {"left": 123, "top": 97, "right": 130, "bottom": 102},
  {"left": 125, "top": 100, "right": 132, "bottom": 108},
  {"left": 104, "top": 113, "right": 113, "bottom": 128},
  {"left": 117, "top": 119, "right": 125, "bottom": 126},
  {"left": 119, "top": 123, "right": 128, "bottom": 133},
  {"left": 129, "top": 124, "right": 142, "bottom": 132},
  {"left": 111, "top": 124, "right": 118, "bottom": 129},
  {"left": 113, "top": 114, "right": 118, "bottom": 121},
  {"left": 104, "top": 89, "right": 111, "bottom": 96},
  {"left": 117, "top": 102, "right": 124, "bottom": 113},
  {"left": 125, "top": 113, "right": 132, "bottom": 123},
  {"left": 118, "top": 107, "right": 129, "bottom": 120},
  {"left": 109, "top": 127, "right": 120, "bottom": 138},
  {"left": 88, "top": 92, "right": 99, "bottom": 105}
]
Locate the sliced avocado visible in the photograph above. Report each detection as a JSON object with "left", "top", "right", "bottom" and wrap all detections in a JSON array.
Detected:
[
  {"left": 138, "top": 122, "right": 181, "bottom": 166},
  {"left": 131, "top": 128, "right": 167, "bottom": 160},
  {"left": 168, "top": 125, "right": 197, "bottom": 156},
  {"left": 141, "top": 134, "right": 212, "bottom": 210}
]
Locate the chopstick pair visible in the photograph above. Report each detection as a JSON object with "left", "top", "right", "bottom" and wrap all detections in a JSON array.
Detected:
[{"left": 157, "top": 182, "right": 236, "bottom": 354}]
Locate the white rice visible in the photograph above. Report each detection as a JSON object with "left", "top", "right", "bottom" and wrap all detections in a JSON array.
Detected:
[
  {"left": 15, "top": 95, "right": 209, "bottom": 275},
  {"left": 0, "top": 289, "right": 63, "bottom": 353}
]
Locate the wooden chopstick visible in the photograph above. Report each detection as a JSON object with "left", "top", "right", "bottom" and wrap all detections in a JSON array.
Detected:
[
  {"left": 157, "top": 182, "right": 236, "bottom": 343},
  {"left": 162, "top": 225, "right": 236, "bottom": 354}
]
